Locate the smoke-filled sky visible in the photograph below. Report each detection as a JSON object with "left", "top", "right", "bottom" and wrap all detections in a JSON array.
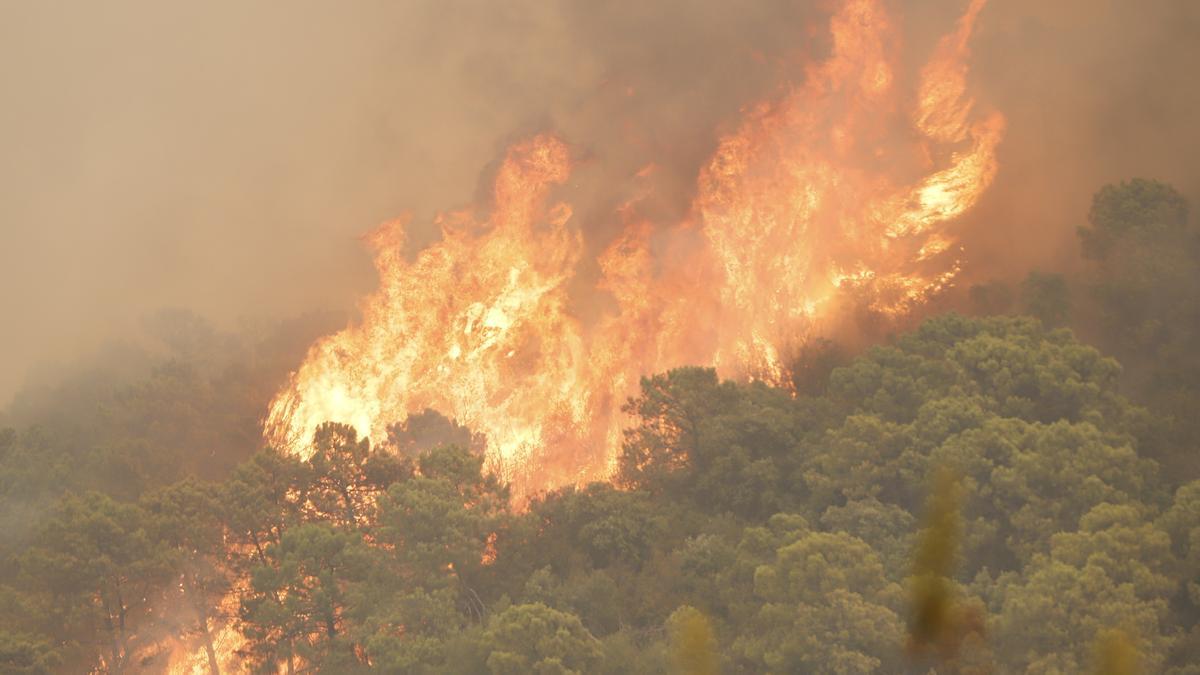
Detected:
[{"left": 2, "top": 0, "right": 1198, "bottom": 405}]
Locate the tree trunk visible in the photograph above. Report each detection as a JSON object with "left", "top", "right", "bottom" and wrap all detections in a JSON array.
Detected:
[
  {"left": 339, "top": 484, "right": 357, "bottom": 524},
  {"left": 108, "top": 624, "right": 123, "bottom": 675},
  {"left": 189, "top": 574, "right": 221, "bottom": 675},
  {"left": 251, "top": 529, "right": 269, "bottom": 565},
  {"left": 113, "top": 585, "right": 128, "bottom": 674},
  {"left": 201, "top": 618, "right": 220, "bottom": 675},
  {"left": 102, "top": 596, "right": 122, "bottom": 674}
]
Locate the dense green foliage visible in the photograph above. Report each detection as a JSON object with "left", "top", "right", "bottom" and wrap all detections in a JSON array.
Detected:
[
  {"left": 2, "top": 183, "right": 1198, "bottom": 673},
  {"left": 974, "top": 178, "right": 1200, "bottom": 483}
]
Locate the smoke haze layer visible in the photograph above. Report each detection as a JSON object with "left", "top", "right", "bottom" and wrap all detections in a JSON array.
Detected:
[{"left": 2, "top": 0, "right": 1197, "bottom": 404}]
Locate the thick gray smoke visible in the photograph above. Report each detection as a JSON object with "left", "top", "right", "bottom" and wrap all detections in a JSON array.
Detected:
[{"left": 1, "top": 0, "right": 1197, "bottom": 404}]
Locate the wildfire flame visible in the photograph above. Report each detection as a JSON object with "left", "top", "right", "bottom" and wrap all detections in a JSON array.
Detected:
[
  {"left": 165, "top": 2, "right": 1004, "bottom": 671},
  {"left": 265, "top": 0, "right": 1004, "bottom": 496},
  {"left": 164, "top": 622, "right": 242, "bottom": 675}
]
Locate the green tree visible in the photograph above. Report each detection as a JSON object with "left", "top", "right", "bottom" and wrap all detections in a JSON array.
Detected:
[
  {"left": 967, "top": 280, "right": 1015, "bottom": 316},
  {"left": 992, "top": 503, "right": 1176, "bottom": 673},
  {"left": 787, "top": 336, "right": 848, "bottom": 397},
  {"left": 241, "top": 523, "right": 374, "bottom": 673},
  {"left": 375, "top": 445, "right": 505, "bottom": 588},
  {"left": 0, "top": 631, "right": 61, "bottom": 674},
  {"left": 804, "top": 315, "right": 1155, "bottom": 570},
  {"left": 19, "top": 492, "right": 170, "bottom": 673},
  {"left": 360, "top": 586, "right": 464, "bottom": 673},
  {"left": 221, "top": 449, "right": 309, "bottom": 573},
  {"left": 387, "top": 408, "right": 487, "bottom": 459},
  {"left": 306, "top": 423, "right": 411, "bottom": 526},
  {"left": 480, "top": 603, "right": 602, "bottom": 675},
  {"left": 1160, "top": 481, "right": 1200, "bottom": 607},
  {"left": 819, "top": 497, "right": 914, "bottom": 575},
  {"left": 141, "top": 478, "right": 230, "bottom": 675},
  {"left": 357, "top": 445, "right": 508, "bottom": 671},
  {"left": 1158, "top": 482, "right": 1200, "bottom": 672},
  {"left": 1077, "top": 179, "right": 1200, "bottom": 481},
  {"left": 731, "top": 517, "right": 904, "bottom": 673},
  {"left": 618, "top": 367, "right": 810, "bottom": 519},
  {"left": 514, "top": 484, "right": 662, "bottom": 574},
  {"left": 1020, "top": 271, "right": 1070, "bottom": 328},
  {"left": 1080, "top": 179, "right": 1190, "bottom": 268},
  {"left": 618, "top": 368, "right": 736, "bottom": 496}
]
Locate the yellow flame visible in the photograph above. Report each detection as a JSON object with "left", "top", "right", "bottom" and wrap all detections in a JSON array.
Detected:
[
  {"left": 170, "top": 2, "right": 1006, "bottom": 668},
  {"left": 266, "top": 0, "right": 1004, "bottom": 495}
]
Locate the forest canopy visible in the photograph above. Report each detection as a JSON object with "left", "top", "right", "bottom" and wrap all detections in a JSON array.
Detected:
[{"left": 1, "top": 180, "right": 1198, "bottom": 673}]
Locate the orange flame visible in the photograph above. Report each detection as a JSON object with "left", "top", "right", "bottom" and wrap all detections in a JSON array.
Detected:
[
  {"left": 265, "top": 0, "right": 1004, "bottom": 494},
  {"left": 265, "top": 135, "right": 607, "bottom": 488},
  {"left": 164, "top": 591, "right": 245, "bottom": 675}
]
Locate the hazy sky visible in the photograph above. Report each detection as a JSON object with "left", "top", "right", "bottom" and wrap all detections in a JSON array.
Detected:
[{"left": 2, "top": 0, "right": 1197, "bottom": 405}]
